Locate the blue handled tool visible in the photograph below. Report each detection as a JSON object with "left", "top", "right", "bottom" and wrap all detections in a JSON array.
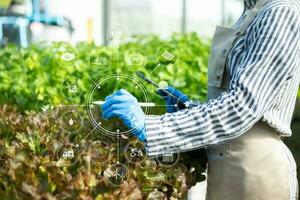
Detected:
[{"left": 135, "top": 71, "right": 195, "bottom": 108}]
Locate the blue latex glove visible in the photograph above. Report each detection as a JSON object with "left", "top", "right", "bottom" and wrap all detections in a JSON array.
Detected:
[
  {"left": 101, "top": 89, "right": 146, "bottom": 142},
  {"left": 157, "top": 86, "right": 189, "bottom": 113}
]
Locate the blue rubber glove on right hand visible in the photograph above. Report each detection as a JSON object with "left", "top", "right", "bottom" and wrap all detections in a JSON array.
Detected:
[{"left": 157, "top": 86, "right": 190, "bottom": 113}]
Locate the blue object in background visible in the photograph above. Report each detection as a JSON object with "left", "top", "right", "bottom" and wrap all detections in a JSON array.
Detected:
[
  {"left": 0, "top": 0, "right": 73, "bottom": 47},
  {"left": 0, "top": 16, "right": 30, "bottom": 47}
]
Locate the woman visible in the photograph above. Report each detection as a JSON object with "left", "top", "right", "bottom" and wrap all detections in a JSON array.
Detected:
[{"left": 101, "top": 0, "right": 299, "bottom": 199}]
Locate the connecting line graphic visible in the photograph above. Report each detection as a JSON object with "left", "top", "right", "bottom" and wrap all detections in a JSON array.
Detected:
[
  {"left": 114, "top": 40, "right": 121, "bottom": 164},
  {"left": 116, "top": 51, "right": 120, "bottom": 74},
  {"left": 58, "top": 104, "right": 87, "bottom": 107},
  {"left": 78, "top": 126, "right": 97, "bottom": 145},
  {"left": 57, "top": 101, "right": 177, "bottom": 164},
  {"left": 117, "top": 133, "right": 120, "bottom": 163},
  {"left": 58, "top": 103, "right": 173, "bottom": 110},
  {"left": 149, "top": 63, "right": 161, "bottom": 76},
  {"left": 151, "top": 105, "right": 177, "bottom": 107},
  {"left": 83, "top": 71, "right": 97, "bottom": 85}
]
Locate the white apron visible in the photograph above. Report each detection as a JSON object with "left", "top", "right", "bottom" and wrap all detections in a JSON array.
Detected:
[{"left": 205, "top": 0, "right": 299, "bottom": 199}]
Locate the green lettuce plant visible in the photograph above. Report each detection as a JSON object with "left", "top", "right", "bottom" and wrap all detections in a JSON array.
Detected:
[{"left": 0, "top": 33, "right": 210, "bottom": 199}]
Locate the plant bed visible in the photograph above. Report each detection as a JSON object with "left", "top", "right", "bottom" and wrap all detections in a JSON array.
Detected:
[
  {"left": 0, "top": 33, "right": 210, "bottom": 199},
  {"left": 0, "top": 105, "right": 207, "bottom": 199},
  {"left": 1, "top": 33, "right": 298, "bottom": 199}
]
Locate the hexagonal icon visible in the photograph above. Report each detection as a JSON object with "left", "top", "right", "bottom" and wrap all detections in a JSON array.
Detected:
[
  {"left": 104, "top": 163, "right": 128, "bottom": 186},
  {"left": 124, "top": 140, "right": 146, "bottom": 164},
  {"left": 60, "top": 110, "right": 82, "bottom": 134},
  {"left": 36, "top": 97, "right": 54, "bottom": 113},
  {"left": 61, "top": 79, "right": 82, "bottom": 99},
  {"left": 89, "top": 141, "right": 110, "bottom": 166},
  {"left": 157, "top": 45, "right": 177, "bottom": 65}
]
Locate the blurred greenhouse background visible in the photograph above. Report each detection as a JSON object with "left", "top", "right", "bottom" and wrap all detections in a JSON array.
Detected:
[
  {"left": 0, "top": 1, "right": 299, "bottom": 200},
  {"left": 0, "top": 0, "right": 243, "bottom": 45}
]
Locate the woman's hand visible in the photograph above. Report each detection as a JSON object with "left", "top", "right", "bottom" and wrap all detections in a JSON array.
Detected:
[
  {"left": 157, "top": 86, "right": 190, "bottom": 113},
  {"left": 101, "top": 89, "right": 146, "bottom": 142}
]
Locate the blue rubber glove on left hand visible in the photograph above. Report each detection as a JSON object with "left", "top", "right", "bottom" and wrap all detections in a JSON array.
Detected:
[{"left": 101, "top": 89, "right": 146, "bottom": 142}]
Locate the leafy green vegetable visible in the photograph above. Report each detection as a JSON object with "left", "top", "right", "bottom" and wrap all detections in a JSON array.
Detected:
[
  {"left": 0, "top": 33, "right": 210, "bottom": 199},
  {"left": 1, "top": 32, "right": 298, "bottom": 199},
  {"left": 0, "top": 104, "right": 206, "bottom": 199},
  {"left": 0, "top": 33, "right": 210, "bottom": 111}
]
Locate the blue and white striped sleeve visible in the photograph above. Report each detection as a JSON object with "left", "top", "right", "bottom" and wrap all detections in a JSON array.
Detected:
[{"left": 144, "top": 4, "right": 300, "bottom": 157}]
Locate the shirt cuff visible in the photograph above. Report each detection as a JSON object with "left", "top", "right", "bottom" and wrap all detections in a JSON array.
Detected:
[{"left": 144, "top": 115, "right": 170, "bottom": 157}]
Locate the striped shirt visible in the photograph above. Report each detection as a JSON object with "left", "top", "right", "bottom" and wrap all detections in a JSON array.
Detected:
[{"left": 145, "top": 0, "right": 300, "bottom": 157}]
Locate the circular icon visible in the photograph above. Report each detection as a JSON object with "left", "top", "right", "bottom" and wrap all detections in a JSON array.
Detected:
[
  {"left": 36, "top": 97, "right": 54, "bottom": 113},
  {"left": 124, "top": 141, "right": 146, "bottom": 164},
  {"left": 86, "top": 74, "right": 151, "bottom": 137},
  {"left": 124, "top": 50, "right": 146, "bottom": 67},
  {"left": 89, "top": 54, "right": 111, "bottom": 80},
  {"left": 57, "top": 51, "right": 77, "bottom": 67},
  {"left": 56, "top": 144, "right": 78, "bottom": 167},
  {"left": 61, "top": 79, "right": 82, "bottom": 99},
  {"left": 156, "top": 151, "right": 180, "bottom": 167},
  {"left": 107, "top": 26, "right": 127, "bottom": 47},
  {"left": 157, "top": 45, "right": 177, "bottom": 65},
  {"left": 104, "top": 163, "right": 128, "bottom": 186},
  {"left": 61, "top": 52, "right": 75, "bottom": 62},
  {"left": 55, "top": 44, "right": 77, "bottom": 66},
  {"left": 60, "top": 110, "right": 82, "bottom": 134},
  {"left": 89, "top": 141, "right": 110, "bottom": 165},
  {"left": 90, "top": 54, "right": 110, "bottom": 67}
]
